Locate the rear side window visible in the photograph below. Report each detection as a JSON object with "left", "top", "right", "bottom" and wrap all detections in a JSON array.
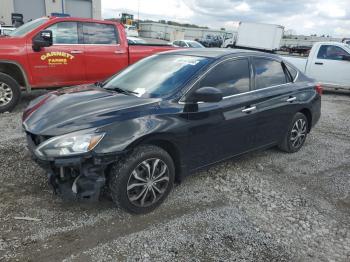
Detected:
[
  {"left": 199, "top": 58, "right": 250, "bottom": 97},
  {"left": 285, "top": 63, "right": 298, "bottom": 81},
  {"left": 317, "top": 45, "right": 349, "bottom": 60},
  {"left": 47, "top": 22, "right": 78, "bottom": 44},
  {"left": 83, "top": 23, "right": 118, "bottom": 44},
  {"left": 253, "top": 58, "right": 287, "bottom": 90}
]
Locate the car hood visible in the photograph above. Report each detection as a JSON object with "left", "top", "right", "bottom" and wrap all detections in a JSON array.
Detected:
[
  {"left": 23, "top": 85, "right": 160, "bottom": 136},
  {"left": 0, "top": 36, "right": 24, "bottom": 55}
]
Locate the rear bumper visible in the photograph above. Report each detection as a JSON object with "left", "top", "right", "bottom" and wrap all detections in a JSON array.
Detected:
[{"left": 26, "top": 134, "right": 117, "bottom": 201}]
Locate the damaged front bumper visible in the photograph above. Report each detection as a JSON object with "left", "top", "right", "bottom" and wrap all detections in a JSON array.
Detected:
[{"left": 26, "top": 133, "right": 119, "bottom": 202}]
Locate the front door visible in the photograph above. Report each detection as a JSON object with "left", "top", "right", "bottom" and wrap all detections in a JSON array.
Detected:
[
  {"left": 184, "top": 58, "right": 258, "bottom": 170},
  {"left": 308, "top": 44, "right": 350, "bottom": 87},
  {"left": 82, "top": 22, "right": 128, "bottom": 82},
  {"left": 27, "top": 21, "right": 86, "bottom": 88}
]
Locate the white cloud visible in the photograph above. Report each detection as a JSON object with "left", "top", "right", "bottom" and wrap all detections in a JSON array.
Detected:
[
  {"left": 102, "top": 0, "right": 350, "bottom": 37},
  {"left": 235, "top": 3, "right": 251, "bottom": 12},
  {"left": 102, "top": 0, "right": 193, "bottom": 21},
  {"left": 316, "top": 2, "right": 346, "bottom": 18}
]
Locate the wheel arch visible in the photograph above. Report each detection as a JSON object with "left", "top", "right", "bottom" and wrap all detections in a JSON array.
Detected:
[
  {"left": 0, "top": 60, "right": 30, "bottom": 90},
  {"left": 126, "top": 134, "right": 184, "bottom": 183},
  {"left": 299, "top": 108, "right": 312, "bottom": 132}
]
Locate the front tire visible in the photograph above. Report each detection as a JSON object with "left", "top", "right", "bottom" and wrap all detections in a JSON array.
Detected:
[
  {"left": 109, "top": 145, "right": 175, "bottom": 214},
  {"left": 0, "top": 73, "right": 21, "bottom": 113},
  {"left": 279, "top": 112, "right": 308, "bottom": 153}
]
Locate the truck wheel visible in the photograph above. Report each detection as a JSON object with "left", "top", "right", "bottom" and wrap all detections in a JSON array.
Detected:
[
  {"left": 278, "top": 112, "right": 308, "bottom": 153},
  {"left": 0, "top": 73, "right": 21, "bottom": 113},
  {"left": 109, "top": 145, "right": 175, "bottom": 214}
]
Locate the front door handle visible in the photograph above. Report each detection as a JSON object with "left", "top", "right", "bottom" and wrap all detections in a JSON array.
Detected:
[
  {"left": 286, "top": 96, "right": 297, "bottom": 102},
  {"left": 70, "top": 50, "right": 84, "bottom": 54},
  {"left": 114, "top": 50, "right": 126, "bottom": 54},
  {"left": 242, "top": 106, "right": 256, "bottom": 113},
  {"left": 315, "top": 62, "right": 323, "bottom": 65}
]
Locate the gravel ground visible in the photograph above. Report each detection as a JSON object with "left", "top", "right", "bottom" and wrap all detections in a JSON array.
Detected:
[{"left": 0, "top": 90, "right": 349, "bottom": 261}]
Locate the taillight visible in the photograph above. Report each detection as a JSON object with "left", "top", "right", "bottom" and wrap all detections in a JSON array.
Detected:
[{"left": 315, "top": 84, "right": 323, "bottom": 95}]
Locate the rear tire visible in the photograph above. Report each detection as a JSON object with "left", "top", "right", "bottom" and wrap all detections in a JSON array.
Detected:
[
  {"left": 109, "top": 145, "right": 175, "bottom": 214},
  {"left": 278, "top": 112, "right": 308, "bottom": 153},
  {"left": 0, "top": 73, "right": 21, "bottom": 113}
]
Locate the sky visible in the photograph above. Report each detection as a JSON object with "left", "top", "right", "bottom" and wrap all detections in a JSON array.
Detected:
[{"left": 102, "top": 0, "right": 350, "bottom": 37}]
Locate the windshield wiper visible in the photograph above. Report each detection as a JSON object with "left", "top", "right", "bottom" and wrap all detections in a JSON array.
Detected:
[
  {"left": 94, "top": 81, "right": 105, "bottom": 87},
  {"left": 104, "top": 86, "right": 139, "bottom": 96}
]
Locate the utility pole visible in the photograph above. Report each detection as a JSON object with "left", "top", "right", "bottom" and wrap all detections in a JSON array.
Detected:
[
  {"left": 137, "top": 0, "right": 140, "bottom": 28},
  {"left": 61, "top": 0, "right": 65, "bottom": 14}
]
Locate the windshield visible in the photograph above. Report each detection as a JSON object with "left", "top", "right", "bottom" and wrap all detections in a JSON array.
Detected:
[
  {"left": 9, "top": 18, "right": 49, "bottom": 37},
  {"left": 128, "top": 38, "right": 146, "bottom": 44},
  {"left": 187, "top": 41, "right": 204, "bottom": 48},
  {"left": 103, "top": 55, "right": 211, "bottom": 98}
]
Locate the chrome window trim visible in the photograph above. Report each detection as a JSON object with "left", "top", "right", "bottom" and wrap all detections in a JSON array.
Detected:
[
  {"left": 178, "top": 55, "right": 299, "bottom": 105},
  {"left": 222, "top": 82, "right": 293, "bottom": 100},
  {"left": 293, "top": 71, "right": 299, "bottom": 83}
]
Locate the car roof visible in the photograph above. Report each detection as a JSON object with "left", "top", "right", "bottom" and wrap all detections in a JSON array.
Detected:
[{"left": 161, "top": 48, "right": 281, "bottom": 60}]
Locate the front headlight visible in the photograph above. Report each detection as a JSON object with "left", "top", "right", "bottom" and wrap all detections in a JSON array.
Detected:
[{"left": 35, "top": 132, "right": 105, "bottom": 158}]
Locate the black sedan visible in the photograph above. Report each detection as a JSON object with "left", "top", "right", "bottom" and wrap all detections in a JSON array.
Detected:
[{"left": 23, "top": 49, "right": 321, "bottom": 214}]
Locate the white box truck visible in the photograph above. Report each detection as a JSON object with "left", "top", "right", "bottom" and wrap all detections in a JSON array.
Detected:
[{"left": 223, "top": 22, "right": 284, "bottom": 51}]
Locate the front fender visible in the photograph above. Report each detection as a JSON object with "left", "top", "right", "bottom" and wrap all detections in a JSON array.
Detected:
[{"left": 93, "top": 114, "right": 189, "bottom": 155}]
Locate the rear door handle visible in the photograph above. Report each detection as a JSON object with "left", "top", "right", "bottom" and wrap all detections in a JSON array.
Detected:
[
  {"left": 286, "top": 96, "right": 297, "bottom": 102},
  {"left": 315, "top": 62, "right": 323, "bottom": 65},
  {"left": 114, "top": 50, "right": 126, "bottom": 54},
  {"left": 242, "top": 106, "right": 256, "bottom": 113},
  {"left": 70, "top": 50, "right": 83, "bottom": 54}
]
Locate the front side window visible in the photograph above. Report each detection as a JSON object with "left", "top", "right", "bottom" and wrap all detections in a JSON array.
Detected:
[
  {"left": 199, "top": 59, "right": 250, "bottom": 97},
  {"left": 187, "top": 41, "right": 204, "bottom": 48},
  {"left": 317, "top": 45, "right": 349, "bottom": 60},
  {"left": 179, "top": 41, "right": 187, "bottom": 47},
  {"left": 83, "top": 23, "right": 118, "bottom": 44},
  {"left": 253, "top": 58, "right": 287, "bottom": 90},
  {"left": 103, "top": 55, "right": 211, "bottom": 98},
  {"left": 46, "top": 22, "right": 78, "bottom": 44}
]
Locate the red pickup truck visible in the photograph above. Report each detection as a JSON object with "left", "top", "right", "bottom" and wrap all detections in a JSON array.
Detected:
[{"left": 0, "top": 17, "right": 176, "bottom": 113}]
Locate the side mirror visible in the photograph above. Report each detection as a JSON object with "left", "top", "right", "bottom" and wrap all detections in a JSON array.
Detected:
[
  {"left": 32, "top": 30, "right": 53, "bottom": 51},
  {"left": 186, "top": 86, "right": 223, "bottom": 103},
  {"left": 341, "top": 54, "right": 350, "bottom": 61}
]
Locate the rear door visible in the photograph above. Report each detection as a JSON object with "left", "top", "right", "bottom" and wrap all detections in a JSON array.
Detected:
[
  {"left": 27, "top": 21, "right": 86, "bottom": 87},
  {"left": 251, "top": 57, "right": 298, "bottom": 146},
  {"left": 308, "top": 44, "right": 350, "bottom": 87},
  {"left": 185, "top": 58, "right": 258, "bottom": 169},
  {"left": 82, "top": 22, "right": 128, "bottom": 82}
]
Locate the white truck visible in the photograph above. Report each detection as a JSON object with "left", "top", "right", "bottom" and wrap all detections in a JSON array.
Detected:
[
  {"left": 283, "top": 42, "right": 350, "bottom": 90},
  {"left": 0, "top": 25, "right": 16, "bottom": 36},
  {"left": 222, "top": 22, "right": 284, "bottom": 51}
]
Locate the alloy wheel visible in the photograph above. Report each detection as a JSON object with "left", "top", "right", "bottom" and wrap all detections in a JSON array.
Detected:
[
  {"left": 290, "top": 118, "right": 307, "bottom": 148},
  {"left": 0, "top": 82, "right": 13, "bottom": 106},
  {"left": 127, "top": 158, "right": 170, "bottom": 207}
]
